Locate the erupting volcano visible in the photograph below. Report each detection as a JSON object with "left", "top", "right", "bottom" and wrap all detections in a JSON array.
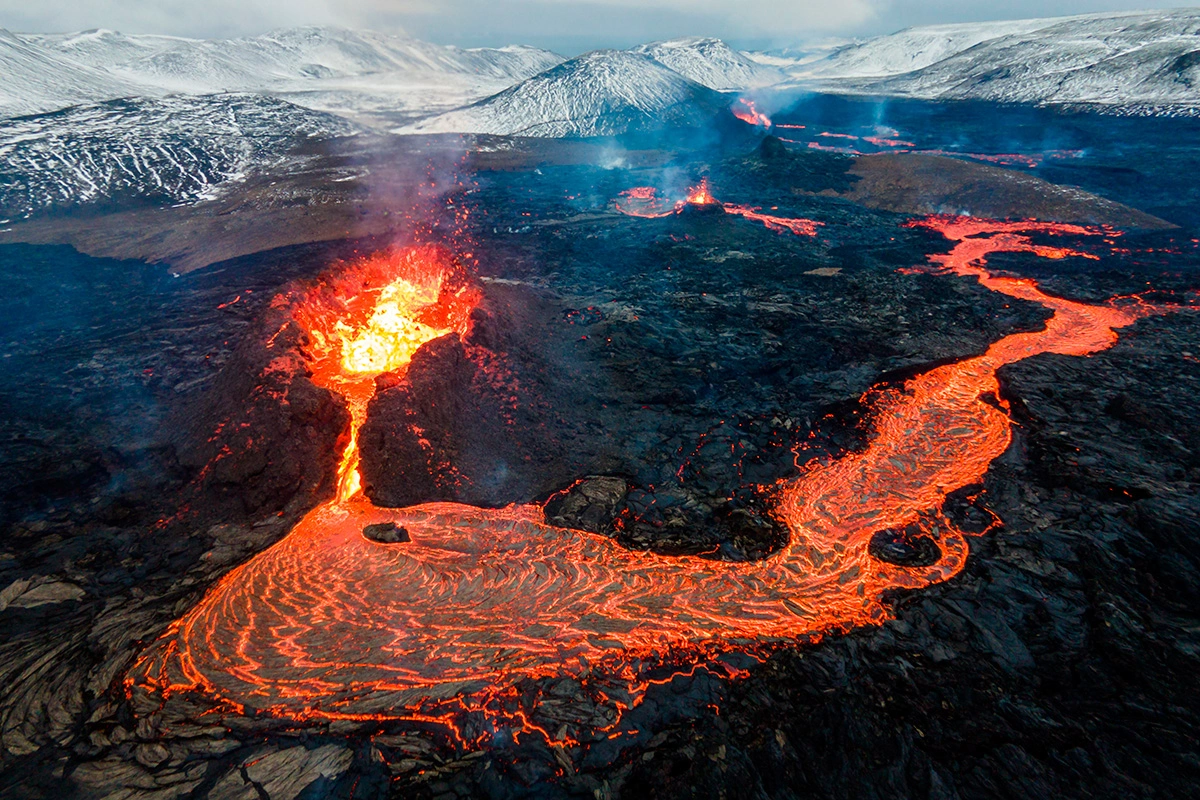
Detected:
[
  {"left": 126, "top": 216, "right": 1182, "bottom": 746},
  {"left": 290, "top": 245, "right": 478, "bottom": 502},
  {"left": 616, "top": 180, "right": 823, "bottom": 236}
]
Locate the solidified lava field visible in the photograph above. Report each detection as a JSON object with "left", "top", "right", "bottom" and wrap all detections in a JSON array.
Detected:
[{"left": 2, "top": 102, "right": 1200, "bottom": 800}]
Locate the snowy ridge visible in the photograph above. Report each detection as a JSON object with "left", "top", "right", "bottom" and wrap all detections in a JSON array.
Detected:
[
  {"left": 631, "top": 37, "right": 782, "bottom": 90},
  {"left": 407, "top": 50, "right": 728, "bottom": 137},
  {"left": 772, "top": 17, "right": 1089, "bottom": 80},
  {"left": 0, "top": 27, "right": 564, "bottom": 122},
  {"left": 0, "top": 29, "right": 147, "bottom": 119},
  {"left": 776, "top": 9, "right": 1200, "bottom": 111},
  {"left": 0, "top": 94, "right": 356, "bottom": 219}
]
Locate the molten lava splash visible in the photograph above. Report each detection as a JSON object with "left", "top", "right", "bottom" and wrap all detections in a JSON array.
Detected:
[
  {"left": 863, "top": 135, "right": 917, "bottom": 148},
  {"left": 340, "top": 279, "right": 447, "bottom": 374},
  {"left": 732, "top": 98, "right": 771, "bottom": 128},
  {"left": 684, "top": 179, "right": 718, "bottom": 206},
  {"left": 807, "top": 141, "right": 858, "bottom": 154},
  {"left": 132, "top": 218, "right": 1180, "bottom": 744}
]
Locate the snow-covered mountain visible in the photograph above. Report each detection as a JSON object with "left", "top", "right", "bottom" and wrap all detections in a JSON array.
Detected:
[
  {"left": 764, "top": 18, "right": 1081, "bottom": 80},
  {"left": 631, "top": 37, "right": 782, "bottom": 90},
  {"left": 26, "top": 27, "right": 559, "bottom": 88},
  {"left": 0, "top": 27, "right": 564, "bottom": 123},
  {"left": 0, "top": 29, "right": 147, "bottom": 118},
  {"left": 407, "top": 50, "right": 729, "bottom": 137},
  {"left": 774, "top": 9, "right": 1200, "bottom": 112},
  {"left": 0, "top": 94, "right": 356, "bottom": 219}
]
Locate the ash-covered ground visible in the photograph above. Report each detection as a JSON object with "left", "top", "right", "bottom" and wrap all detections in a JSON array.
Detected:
[{"left": 1, "top": 101, "right": 1199, "bottom": 799}]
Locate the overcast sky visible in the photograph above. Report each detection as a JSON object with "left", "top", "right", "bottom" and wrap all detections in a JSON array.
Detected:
[{"left": 0, "top": 0, "right": 1189, "bottom": 53}]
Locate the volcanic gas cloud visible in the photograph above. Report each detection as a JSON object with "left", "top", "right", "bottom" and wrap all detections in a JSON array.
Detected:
[{"left": 131, "top": 216, "right": 1177, "bottom": 745}]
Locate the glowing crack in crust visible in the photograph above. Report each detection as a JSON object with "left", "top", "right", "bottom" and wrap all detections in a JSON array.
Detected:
[{"left": 131, "top": 217, "right": 1176, "bottom": 738}]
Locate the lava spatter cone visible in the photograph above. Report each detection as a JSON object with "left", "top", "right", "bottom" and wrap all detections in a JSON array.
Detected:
[{"left": 676, "top": 180, "right": 726, "bottom": 217}]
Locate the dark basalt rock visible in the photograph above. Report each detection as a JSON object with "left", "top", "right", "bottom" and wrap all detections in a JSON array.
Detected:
[
  {"left": 174, "top": 315, "right": 349, "bottom": 519},
  {"left": 4, "top": 126, "right": 1200, "bottom": 800},
  {"left": 362, "top": 522, "right": 410, "bottom": 544},
  {"left": 357, "top": 333, "right": 476, "bottom": 507},
  {"left": 758, "top": 135, "right": 789, "bottom": 161},
  {"left": 868, "top": 525, "right": 943, "bottom": 567},
  {"left": 540, "top": 472, "right": 790, "bottom": 560},
  {"left": 713, "top": 492, "right": 785, "bottom": 546},
  {"left": 462, "top": 305, "right": 500, "bottom": 350},
  {"left": 544, "top": 476, "right": 629, "bottom": 533},
  {"left": 563, "top": 306, "right": 605, "bottom": 326},
  {"left": 676, "top": 201, "right": 726, "bottom": 218},
  {"left": 1104, "top": 392, "right": 1157, "bottom": 429},
  {"left": 358, "top": 285, "right": 632, "bottom": 510}
]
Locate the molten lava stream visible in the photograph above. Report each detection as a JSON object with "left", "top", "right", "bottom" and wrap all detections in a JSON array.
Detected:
[{"left": 132, "top": 219, "right": 1176, "bottom": 739}]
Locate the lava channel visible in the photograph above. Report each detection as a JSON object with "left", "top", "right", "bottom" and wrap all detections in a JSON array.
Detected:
[{"left": 131, "top": 217, "right": 1179, "bottom": 741}]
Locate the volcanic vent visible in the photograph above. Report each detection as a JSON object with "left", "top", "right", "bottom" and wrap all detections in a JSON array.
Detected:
[{"left": 289, "top": 244, "right": 480, "bottom": 502}]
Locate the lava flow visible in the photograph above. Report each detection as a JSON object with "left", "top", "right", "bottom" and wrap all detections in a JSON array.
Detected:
[
  {"left": 732, "top": 98, "right": 772, "bottom": 128},
  {"left": 131, "top": 218, "right": 1177, "bottom": 742},
  {"left": 616, "top": 180, "right": 823, "bottom": 236}
]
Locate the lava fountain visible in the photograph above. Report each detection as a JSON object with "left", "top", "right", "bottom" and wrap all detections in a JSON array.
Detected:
[
  {"left": 131, "top": 218, "right": 1178, "bottom": 742},
  {"left": 684, "top": 179, "right": 719, "bottom": 207},
  {"left": 290, "top": 245, "right": 477, "bottom": 501}
]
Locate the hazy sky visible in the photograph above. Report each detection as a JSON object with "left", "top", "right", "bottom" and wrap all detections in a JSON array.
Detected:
[{"left": 0, "top": 0, "right": 1188, "bottom": 52}]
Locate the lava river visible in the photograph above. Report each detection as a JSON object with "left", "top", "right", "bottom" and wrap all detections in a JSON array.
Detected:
[{"left": 132, "top": 217, "right": 1175, "bottom": 737}]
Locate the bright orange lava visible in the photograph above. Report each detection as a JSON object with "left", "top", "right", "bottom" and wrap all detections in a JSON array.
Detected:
[
  {"left": 732, "top": 98, "right": 772, "bottom": 128},
  {"left": 613, "top": 186, "right": 666, "bottom": 218},
  {"left": 685, "top": 179, "right": 718, "bottom": 206},
  {"left": 131, "top": 218, "right": 1176, "bottom": 743},
  {"left": 291, "top": 245, "right": 477, "bottom": 502},
  {"left": 724, "top": 205, "right": 823, "bottom": 236}
]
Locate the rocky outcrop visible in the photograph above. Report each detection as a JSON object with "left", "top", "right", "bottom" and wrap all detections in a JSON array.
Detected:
[
  {"left": 175, "top": 305, "right": 349, "bottom": 521},
  {"left": 841, "top": 153, "right": 1175, "bottom": 229},
  {"left": 358, "top": 286, "right": 627, "bottom": 509}
]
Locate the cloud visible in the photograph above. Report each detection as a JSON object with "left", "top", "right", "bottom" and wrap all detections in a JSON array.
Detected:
[
  {"left": 0, "top": 0, "right": 1176, "bottom": 51},
  {"left": 354, "top": 0, "right": 883, "bottom": 52},
  {"left": 0, "top": 0, "right": 878, "bottom": 43},
  {"left": 0, "top": 0, "right": 347, "bottom": 38},
  {"left": 553, "top": 0, "right": 878, "bottom": 29}
]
